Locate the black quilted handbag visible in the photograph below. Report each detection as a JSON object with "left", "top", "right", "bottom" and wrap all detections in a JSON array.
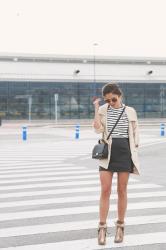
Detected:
[{"left": 92, "top": 106, "right": 126, "bottom": 159}]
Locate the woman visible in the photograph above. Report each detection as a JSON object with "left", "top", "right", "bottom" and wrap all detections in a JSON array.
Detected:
[{"left": 92, "top": 82, "right": 140, "bottom": 246}]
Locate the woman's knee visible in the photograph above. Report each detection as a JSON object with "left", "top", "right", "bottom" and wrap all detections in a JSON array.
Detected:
[
  {"left": 101, "top": 185, "right": 111, "bottom": 198},
  {"left": 117, "top": 185, "right": 127, "bottom": 196},
  {"left": 99, "top": 172, "right": 113, "bottom": 198}
]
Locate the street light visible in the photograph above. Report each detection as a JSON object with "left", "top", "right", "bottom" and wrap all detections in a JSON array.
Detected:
[
  {"left": 147, "top": 70, "right": 153, "bottom": 75},
  {"left": 28, "top": 95, "right": 32, "bottom": 122},
  {"left": 54, "top": 93, "right": 59, "bottom": 123},
  {"left": 73, "top": 69, "right": 80, "bottom": 75},
  {"left": 93, "top": 43, "right": 98, "bottom": 96}
]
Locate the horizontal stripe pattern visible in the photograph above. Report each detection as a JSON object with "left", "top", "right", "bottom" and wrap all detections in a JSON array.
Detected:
[
  {"left": 0, "top": 139, "right": 166, "bottom": 249},
  {"left": 5, "top": 232, "right": 164, "bottom": 250},
  {"left": 107, "top": 103, "right": 129, "bottom": 138},
  {"left": 0, "top": 214, "right": 165, "bottom": 238}
]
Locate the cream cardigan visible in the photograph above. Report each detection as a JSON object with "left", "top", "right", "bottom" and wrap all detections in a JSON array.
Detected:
[{"left": 92, "top": 103, "right": 141, "bottom": 175}]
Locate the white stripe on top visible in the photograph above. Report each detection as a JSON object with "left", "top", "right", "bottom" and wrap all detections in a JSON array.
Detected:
[{"left": 107, "top": 103, "right": 129, "bottom": 138}]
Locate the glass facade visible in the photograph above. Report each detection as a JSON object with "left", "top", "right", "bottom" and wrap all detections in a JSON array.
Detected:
[{"left": 0, "top": 81, "right": 165, "bottom": 120}]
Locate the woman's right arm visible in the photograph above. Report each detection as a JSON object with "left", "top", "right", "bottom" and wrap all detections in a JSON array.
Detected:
[{"left": 92, "top": 98, "right": 104, "bottom": 133}]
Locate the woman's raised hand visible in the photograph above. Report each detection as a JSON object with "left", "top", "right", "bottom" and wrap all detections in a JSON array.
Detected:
[{"left": 92, "top": 97, "right": 101, "bottom": 109}]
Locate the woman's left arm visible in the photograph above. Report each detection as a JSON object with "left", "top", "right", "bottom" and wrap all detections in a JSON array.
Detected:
[{"left": 132, "top": 109, "right": 139, "bottom": 147}]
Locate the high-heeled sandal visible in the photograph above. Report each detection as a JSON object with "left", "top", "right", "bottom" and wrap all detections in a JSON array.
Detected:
[
  {"left": 114, "top": 220, "right": 125, "bottom": 243},
  {"left": 97, "top": 223, "right": 108, "bottom": 245}
]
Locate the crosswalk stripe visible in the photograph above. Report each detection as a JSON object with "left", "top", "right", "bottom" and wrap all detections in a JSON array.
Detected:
[
  {"left": 0, "top": 174, "right": 99, "bottom": 184},
  {"left": 0, "top": 159, "right": 63, "bottom": 162},
  {"left": 0, "top": 152, "right": 89, "bottom": 154},
  {"left": 0, "top": 164, "right": 66, "bottom": 171},
  {"left": 0, "top": 201, "right": 166, "bottom": 222},
  {"left": 0, "top": 148, "right": 90, "bottom": 152},
  {"left": 1, "top": 151, "right": 89, "bottom": 153},
  {"left": 0, "top": 153, "right": 88, "bottom": 157},
  {"left": 0, "top": 170, "right": 97, "bottom": 178},
  {"left": 0, "top": 183, "right": 162, "bottom": 198},
  {"left": 0, "top": 154, "right": 89, "bottom": 157},
  {"left": 0, "top": 160, "right": 64, "bottom": 163},
  {"left": 0, "top": 179, "right": 101, "bottom": 190},
  {"left": 0, "top": 156, "right": 81, "bottom": 160},
  {"left": 0, "top": 190, "right": 166, "bottom": 208},
  {"left": 0, "top": 178, "right": 138, "bottom": 190},
  {"left": 0, "top": 175, "right": 138, "bottom": 185},
  {"left": 0, "top": 162, "right": 63, "bottom": 166},
  {"left": 0, "top": 176, "right": 143, "bottom": 191},
  {"left": 3, "top": 232, "right": 165, "bottom": 250},
  {"left": 80, "top": 157, "right": 91, "bottom": 160},
  {"left": 0, "top": 180, "right": 150, "bottom": 191},
  {"left": 0, "top": 214, "right": 165, "bottom": 238},
  {"left": 0, "top": 152, "right": 90, "bottom": 154},
  {"left": 0, "top": 166, "right": 87, "bottom": 174},
  {"left": 0, "top": 163, "right": 75, "bottom": 170}
]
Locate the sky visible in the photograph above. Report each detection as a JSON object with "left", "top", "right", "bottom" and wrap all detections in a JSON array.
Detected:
[{"left": 0, "top": 0, "right": 166, "bottom": 57}]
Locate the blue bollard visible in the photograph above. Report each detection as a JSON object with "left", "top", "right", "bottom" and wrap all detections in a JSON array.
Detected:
[
  {"left": 75, "top": 124, "right": 80, "bottom": 139},
  {"left": 22, "top": 126, "right": 27, "bottom": 141},
  {"left": 160, "top": 123, "right": 165, "bottom": 136}
]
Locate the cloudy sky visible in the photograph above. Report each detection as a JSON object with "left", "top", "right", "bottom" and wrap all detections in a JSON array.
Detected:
[{"left": 0, "top": 0, "right": 166, "bottom": 57}]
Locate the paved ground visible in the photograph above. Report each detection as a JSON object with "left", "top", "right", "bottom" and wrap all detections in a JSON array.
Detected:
[{"left": 0, "top": 125, "right": 166, "bottom": 249}]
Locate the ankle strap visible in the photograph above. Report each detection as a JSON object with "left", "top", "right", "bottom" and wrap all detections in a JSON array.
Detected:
[
  {"left": 114, "top": 221, "right": 125, "bottom": 227},
  {"left": 98, "top": 223, "right": 107, "bottom": 229}
]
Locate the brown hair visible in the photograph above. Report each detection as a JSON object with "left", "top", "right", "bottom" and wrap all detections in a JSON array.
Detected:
[{"left": 102, "top": 82, "right": 123, "bottom": 97}]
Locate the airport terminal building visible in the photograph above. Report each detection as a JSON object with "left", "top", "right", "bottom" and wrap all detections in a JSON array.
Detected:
[{"left": 0, "top": 53, "right": 166, "bottom": 120}]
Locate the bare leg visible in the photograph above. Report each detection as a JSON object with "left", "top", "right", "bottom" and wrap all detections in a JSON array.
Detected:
[
  {"left": 99, "top": 171, "right": 114, "bottom": 223},
  {"left": 117, "top": 172, "right": 130, "bottom": 222}
]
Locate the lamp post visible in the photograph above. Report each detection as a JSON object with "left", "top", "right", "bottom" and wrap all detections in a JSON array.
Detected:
[
  {"left": 54, "top": 93, "right": 59, "bottom": 123},
  {"left": 28, "top": 95, "right": 32, "bottom": 122},
  {"left": 93, "top": 43, "right": 98, "bottom": 96}
]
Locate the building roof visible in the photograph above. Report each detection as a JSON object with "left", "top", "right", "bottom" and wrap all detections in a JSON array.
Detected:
[{"left": 0, "top": 52, "right": 166, "bottom": 65}]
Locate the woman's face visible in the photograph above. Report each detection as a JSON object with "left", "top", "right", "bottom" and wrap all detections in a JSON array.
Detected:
[{"left": 103, "top": 93, "right": 122, "bottom": 108}]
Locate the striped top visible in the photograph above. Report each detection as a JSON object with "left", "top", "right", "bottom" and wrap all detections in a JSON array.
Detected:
[{"left": 107, "top": 103, "right": 129, "bottom": 138}]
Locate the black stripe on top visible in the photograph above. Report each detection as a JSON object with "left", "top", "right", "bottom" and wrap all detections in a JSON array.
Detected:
[{"left": 107, "top": 103, "right": 129, "bottom": 138}]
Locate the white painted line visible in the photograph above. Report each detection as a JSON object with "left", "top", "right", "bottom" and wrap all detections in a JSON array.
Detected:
[
  {"left": 0, "top": 166, "right": 87, "bottom": 174},
  {"left": 0, "top": 154, "right": 85, "bottom": 157},
  {"left": 3, "top": 231, "right": 165, "bottom": 250},
  {"left": 0, "top": 154, "right": 68, "bottom": 156},
  {"left": 0, "top": 170, "right": 97, "bottom": 178},
  {"left": 0, "top": 163, "right": 74, "bottom": 170},
  {"left": 0, "top": 151, "right": 89, "bottom": 154},
  {"left": 0, "top": 157, "right": 78, "bottom": 161},
  {"left": 0, "top": 183, "right": 161, "bottom": 198},
  {"left": 0, "top": 151, "right": 90, "bottom": 154},
  {"left": 0, "top": 200, "right": 166, "bottom": 222},
  {"left": 0, "top": 163, "right": 64, "bottom": 167},
  {"left": 80, "top": 157, "right": 91, "bottom": 160},
  {"left": 0, "top": 190, "right": 165, "bottom": 208},
  {"left": 0, "top": 150, "right": 89, "bottom": 153},
  {"left": 0, "top": 175, "right": 138, "bottom": 185},
  {"left": 0, "top": 214, "right": 166, "bottom": 238},
  {"left": 0, "top": 154, "right": 88, "bottom": 158},
  {"left": 140, "top": 139, "right": 166, "bottom": 148},
  {"left": 0, "top": 174, "right": 99, "bottom": 184},
  {"left": 0, "top": 177, "right": 138, "bottom": 190},
  {"left": 0, "top": 161, "right": 63, "bottom": 165},
  {"left": 0, "top": 180, "right": 101, "bottom": 190}
]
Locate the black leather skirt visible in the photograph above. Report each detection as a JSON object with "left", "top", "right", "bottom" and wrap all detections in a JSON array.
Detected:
[{"left": 99, "top": 137, "right": 134, "bottom": 173}]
